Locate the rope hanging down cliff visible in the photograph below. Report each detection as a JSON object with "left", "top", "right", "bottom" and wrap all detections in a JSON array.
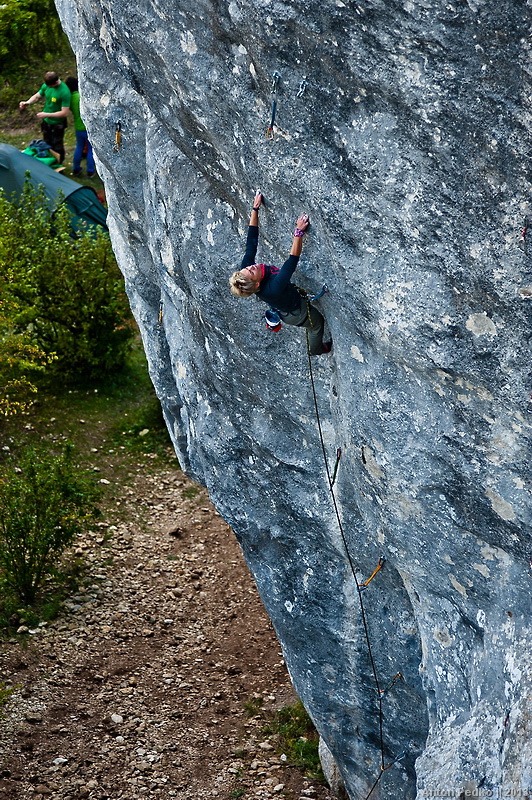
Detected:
[
  {"left": 304, "top": 326, "right": 407, "bottom": 799},
  {"left": 258, "top": 70, "right": 408, "bottom": 794}
]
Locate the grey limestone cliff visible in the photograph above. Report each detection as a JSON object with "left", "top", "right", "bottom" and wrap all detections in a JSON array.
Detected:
[{"left": 56, "top": 0, "right": 532, "bottom": 797}]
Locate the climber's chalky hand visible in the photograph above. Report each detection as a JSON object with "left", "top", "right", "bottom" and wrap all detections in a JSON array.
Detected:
[{"left": 296, "top": 214, "right": 310, "bottom": 231}]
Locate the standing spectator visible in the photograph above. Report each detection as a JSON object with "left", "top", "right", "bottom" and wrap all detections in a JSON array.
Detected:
[
  {"left": 19, "top": 72, "right": 71, "bottom": 163},
  {"left": 65, "top": 77, "right": 96, "bottom": 178}
]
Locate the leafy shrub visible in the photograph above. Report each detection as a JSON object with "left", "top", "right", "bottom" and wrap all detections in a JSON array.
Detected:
[
  {"left": 0, "top": 445, "right": 100, "bottom": 604},
  {"left": 0, "top": 0, "right": 67, "bottom": 75},
  {"left": 0, "top": 182, "right": 134, "bottom": 383},
  {"left": 0, "top": 266, "right": 54, "bottom": 415}
]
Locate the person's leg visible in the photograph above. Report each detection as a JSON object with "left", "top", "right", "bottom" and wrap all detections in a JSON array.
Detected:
[
  {"left": 302, "top": 304, "right": 326, "bottom": 355},
  {"left": 85, "top": 139, "right": 95, "bottom": 175},
  {"left": 42, "top": 122, "right": 66, "bottom": 163},
  {"left": 73, "top": 131, "right": 85, "bottom": 174},
  {"left": 56, "top": 124, "right": 66, "bottom": 163},
  {"left": 40, "top": 120, "right": 53, "bottom": 148}
]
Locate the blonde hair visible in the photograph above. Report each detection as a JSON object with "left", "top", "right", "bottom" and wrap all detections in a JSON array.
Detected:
[{"left": 229, "top": 270, "right": 259, "bottom": 298}]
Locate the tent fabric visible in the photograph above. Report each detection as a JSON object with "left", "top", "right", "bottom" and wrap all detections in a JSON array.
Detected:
[{"left": 0, "top": 142, "right": 107, "bottom": 232}]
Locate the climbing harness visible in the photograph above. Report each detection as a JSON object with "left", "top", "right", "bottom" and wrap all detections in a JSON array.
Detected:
[
  {"left": 262, "top": 285, "right": 328, "bottom": 334},
  {"left": 304, "top": 330, "right": 407, "bottom": 799},
  {"left": 266, "top": 71, "right": 281, "bottom": 140},
  {"left": 113, "top": 120, "right": 122, "bottom": 152},
  {"left": 522, "top": 216, "right": 529, "bottom": 255}
]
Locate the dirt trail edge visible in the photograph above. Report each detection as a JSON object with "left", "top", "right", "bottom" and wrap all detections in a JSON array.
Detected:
[{"left": 0, "top": 447, "right": 332, "bottom": 800}]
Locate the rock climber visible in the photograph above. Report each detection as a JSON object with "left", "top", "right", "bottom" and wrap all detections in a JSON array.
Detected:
[{"left": 229, "top": 192, "right": 331, "bottom": 355}]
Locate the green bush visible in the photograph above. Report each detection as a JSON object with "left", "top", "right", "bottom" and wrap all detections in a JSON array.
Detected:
[
  {"left": 0, "top": 0, "right": 66, "bottom": 75},
  {"left": 0, "top": 445, "right": 100, "bottom": 604},
  {"left": 0, "top": 181, "right": 134, "bottom": 383},
  {"left": 0, "top": 266, "right": 54, "bottom": 415}
]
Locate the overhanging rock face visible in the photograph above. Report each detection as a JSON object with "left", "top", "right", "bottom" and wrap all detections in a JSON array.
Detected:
[{"left": 57, "top": 1, "right": 532, "bottom": 797}]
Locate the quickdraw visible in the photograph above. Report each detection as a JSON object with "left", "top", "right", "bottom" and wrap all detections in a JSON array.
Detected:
[
  {"left": 113, "top": 120, "right": 122, "bottom": 152},
  {"left": 522, "top": 216, "right": 529, "bottom": 255},
  {"left": 266, "top": 71, "right": 281, "bottom": 140},
  {"left": 331, "top": 447, "right": 342, "bottom": 487},
  {"left": 378, "top": 672, "right": 404, "bottom": 697},
  {"left": 297, "top": 76, "right": 308, "bottom": 98},
  {"left": 309, "top": 284, "right": 328, "bottom": 301},
  {"left": 358, "top": 556, "right": 386, "bottom": 590}
]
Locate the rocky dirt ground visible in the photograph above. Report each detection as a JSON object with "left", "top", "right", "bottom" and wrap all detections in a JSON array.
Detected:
[{"left": 0, "top": 428, "right": 333, "bottom": 800}]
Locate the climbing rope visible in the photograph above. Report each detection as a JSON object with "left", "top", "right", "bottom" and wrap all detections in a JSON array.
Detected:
[
  {"left": 304, "top": 327, "right": 405, "bottom": 799},
  {"left": 256, "top": 67, "right": 406, "bottom": 793}
]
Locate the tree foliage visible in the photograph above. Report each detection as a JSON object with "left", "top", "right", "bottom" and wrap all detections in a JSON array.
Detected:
[
  {"left": 0, "top": 0, "right": 66, "bottom": 74},
  {"left": 0, "top": 264, "right": 53, "bottom": 417},
  {"left": 0, "top": 181, "right": 134, "bottom": 391}
]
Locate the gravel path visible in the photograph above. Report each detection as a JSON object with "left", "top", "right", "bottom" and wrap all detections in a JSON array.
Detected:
[{"left": 0, "top": 449, "right": 332, "bottom": 800}]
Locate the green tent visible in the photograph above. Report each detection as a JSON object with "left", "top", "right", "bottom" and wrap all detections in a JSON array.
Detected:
[{"left": 0, "top": 142, "right": 107, "bottom": 233}]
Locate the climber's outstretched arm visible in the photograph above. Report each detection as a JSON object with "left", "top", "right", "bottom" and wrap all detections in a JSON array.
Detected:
[
  {"left": 248, "top": 190, "right": 263, "bottom": 227},
  {"left": 240, "top": 192, "right": 263, "bottom": 270},
  {"left": 290, "top": 213, "right": 309, "bottom": 257}
]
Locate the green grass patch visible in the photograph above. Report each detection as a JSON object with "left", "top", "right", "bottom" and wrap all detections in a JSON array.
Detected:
[
  {"left": 243, "top": 695, "right": 264, "bottom": 718},
  {"left": 261, "top": 700, "right": 325, "bottom": 783},
  {"left": 0, "top": 681, "right": 16, "bottom": 709},
  {"left": 181, "top": 486, "right": 200, "bottom": 500}
]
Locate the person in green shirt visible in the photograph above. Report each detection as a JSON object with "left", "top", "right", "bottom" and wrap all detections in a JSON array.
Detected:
[
  {"left": 65, "top": 77, "right": 95, "bottom": 177},
  {"left": 19, "top": 71, "right": 71, "bottom": 163}
]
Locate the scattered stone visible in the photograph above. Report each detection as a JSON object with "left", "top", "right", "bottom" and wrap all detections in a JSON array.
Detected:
[
  {"left": 110, "top": 714, "right": 123, "bottom": 724},
  {"left": 16, "top": 626, "right": 29, "bottom": 635},
  {"left": 24, "top": 712, "right": 43, "bottom": 724}
]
